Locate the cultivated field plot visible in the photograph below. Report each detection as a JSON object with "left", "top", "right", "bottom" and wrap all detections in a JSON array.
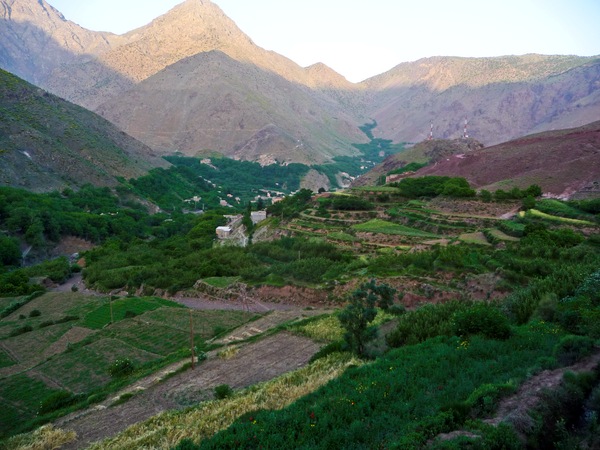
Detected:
[
  {"left": 352, "top": 219, "right": 440, "bottom": 238},
  {"left": 285, "top": 197, "right": 510, "bottom": 256},
  {"left": 0, "top": 293, "right": 259, "bottom": 438},
  {"left": 53, "top": 332, "right": 322, "bottom": 449}
]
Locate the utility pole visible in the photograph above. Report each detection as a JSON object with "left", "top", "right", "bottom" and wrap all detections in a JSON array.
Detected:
[{"left": 189, "top": 309, "right": 195, "bottom": 370}]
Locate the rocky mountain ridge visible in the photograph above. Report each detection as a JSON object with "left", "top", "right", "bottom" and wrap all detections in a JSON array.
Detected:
[{"left": 1, "top": 0, "right": 599, "bottom": 166}]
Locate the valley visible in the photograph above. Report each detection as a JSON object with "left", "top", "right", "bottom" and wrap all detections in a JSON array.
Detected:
[{"left": 1, "top": 0, "right": 600, "bottom": 449}]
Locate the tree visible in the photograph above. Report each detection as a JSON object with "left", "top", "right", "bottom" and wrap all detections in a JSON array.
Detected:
[
  {"left": 0, "top": 235, "right": 21, "bottom": 266},
  {"left": 479, "top": 189, "right": 492, "bottom": 203},
  {"left": 338, "top": 279, "right": 396, "bottom": 356},
  {"left": 522, "top": 195, "right": 536, "bottom": 211}
]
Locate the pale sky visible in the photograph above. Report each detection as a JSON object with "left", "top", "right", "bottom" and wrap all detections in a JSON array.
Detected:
[{"left": 47, "top": 0, "right": 600, "bottom": 83}]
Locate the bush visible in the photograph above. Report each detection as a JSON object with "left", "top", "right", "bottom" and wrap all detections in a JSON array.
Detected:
[
  {"left": 214, "top": 384, "right": 233, "bottom": 399},
  {"left": 553, "top": 335, "right": 596, "bottom": 366},
  {"left": 55, "top": 315, "right": 79, "bottom": 324},
  {"left": 108, "top": 358, "right": 135, "bottom": 378},
  {"left": 38, "top": 390, "right": 83, "bottom": 415},
  {"left": 124, "top": 310, "right": 138, "bottom": 319},
  {"left": 29, "top": 309, "right": 41, "bottom": 317},
  {"left": 452, "top": 304, "right": 511, "bottom": 340},
  {"left": 9, "top": 325, "right": 33, "bottom": 336}
]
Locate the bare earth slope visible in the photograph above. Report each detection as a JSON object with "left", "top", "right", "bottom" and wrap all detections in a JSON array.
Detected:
[
  {"left": 54, "top": 331, "right": 320, "bottom": 449},
  {"left": 414, "top": 121, "right": 600, "bottom": 197},
  {"left": 362, "top": 55, "right": 600, "bottom": 146}
]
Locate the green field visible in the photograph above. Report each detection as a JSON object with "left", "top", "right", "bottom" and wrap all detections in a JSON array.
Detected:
[
  {"left": 523, "top": 209, "right": 596, "bottom": 226},
  {"left": 0, "top": 292, "right": 260, "bottom": 438},
  {"left": 82, "top": 297, "right": 183, "bottom": 329},
  {"left": 352, "top": 219, "right": 440, "bottom": 238}
]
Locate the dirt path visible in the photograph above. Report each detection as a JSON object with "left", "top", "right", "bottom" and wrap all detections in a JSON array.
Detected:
[
  {"left": 432, "top": 351, "right": 600, "bottom": 445},
  {"left": 485, "top": 351, "right": 600, "bottom": 427}
]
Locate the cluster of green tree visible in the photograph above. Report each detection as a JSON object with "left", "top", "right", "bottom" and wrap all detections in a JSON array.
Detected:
[
  {"left": 479, "top": 184, "right": 542, "bottom": 203},
  {"left": 84, "top": 231, "right": 350, "bottom": 293},
  {"left": 0, "top": 186, "right": 151, "bottom": 251},
  {"left": 391, "top": 176, "right": 476, "bottom": 198},
  {"left": 117, "top": 155, "right": 311, "bottom": 212},
  {"left": 387, "top": 161, "right": 429, "bottom": 176},
  {"left": 266, "top": 189, "right": 313, "bottom": 220},
  {"left": 318, "top": 195, "right": 374, "bottom": 211},
  {"left": 0, "top": 257, "right": 71, "bottom": 296}
]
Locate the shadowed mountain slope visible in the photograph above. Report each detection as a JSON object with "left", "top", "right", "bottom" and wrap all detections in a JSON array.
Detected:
[
  {"left": 0, "top": 69, "right": 168, "bottom": 192},
  {"left": 95, "top": 51, "right": 362, "bottom": 163}
]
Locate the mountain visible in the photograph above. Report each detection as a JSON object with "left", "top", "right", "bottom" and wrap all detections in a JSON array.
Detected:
[
  {"left": 0, "top": 69, "right": 168, "bottom": 192},
  {"left": 0, "top": 0, "right": 364, "bottom": 165},
  {"left": 2, "top": 0, "right": 600, "bottom": 166},
  {"left": 363, "top": 55, "right": 600, "bottom": 146},
  {"left": 361, "top": 121, "right": 600, "bottom": 198},
  {"left": 95, "top": 51, "right": 361, "bottom": 163}
]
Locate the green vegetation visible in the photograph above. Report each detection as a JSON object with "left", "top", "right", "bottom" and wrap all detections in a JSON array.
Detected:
[
  {"left": 2, "top": 161, "right": 600, "bottom": 448},
  {"left": 352, "top": 219, "right": 439, "bottom": 237},
  {"left": 338, "top": 279, "right": 395, "bottom": 356},
  {"left": 391, "top": 176, "right": 476, "bottom": 198},
  {"left": 122, "top": 156, "right": 310, "bottom": 211},
  {"left": 387, "top": 161, "right": 429, "bottom": 176},
  {"left": 0, "top": 291, "right": 258, "bottom": 438}
]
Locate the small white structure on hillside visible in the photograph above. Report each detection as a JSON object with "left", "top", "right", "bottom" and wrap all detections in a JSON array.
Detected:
[
  {"left": 216, "top": 226, "right": 232, "bottom": 239},
  {"left": 251, "top": 210, "right": 267, "bottom": 225}
]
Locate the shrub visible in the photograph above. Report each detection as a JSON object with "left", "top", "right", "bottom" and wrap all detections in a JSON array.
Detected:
[
  {"left": 108, "top": 358, "right": 135, "bottom": 378},
  {"left": 214, "top": 384, "right": 233, "bottom": 399},
  {"left": 39, "top": 320, "right": 54, "bottom": 328},
  {"left": 10, "top": 325, "right": 33, "bottom": 336},
  {"left": 29, "top": 309, "right": 41, "bottom": 317},
  {"left": 553, "top": 335, "right": 595, "bottom": 366},
  {"left": 38, "top": 390, "right": 83, "bottom": 415},
  {"left": 55, "top": 315, "right": 78, "bottom": 324},
  {"left": 124, "top": 310, "right": 138, "bottom": 319},
  {"left": 452, "top": 304, "right": 511, "bottom": 340}
]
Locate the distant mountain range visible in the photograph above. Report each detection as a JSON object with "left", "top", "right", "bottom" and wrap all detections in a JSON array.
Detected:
[{"left": 1, "top": 0, "right": 600, "bottom": 169}]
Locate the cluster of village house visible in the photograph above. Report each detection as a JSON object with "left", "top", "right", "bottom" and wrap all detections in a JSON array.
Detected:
[{"left": 216, "top": 210, "right": 267, "bottom": 239}]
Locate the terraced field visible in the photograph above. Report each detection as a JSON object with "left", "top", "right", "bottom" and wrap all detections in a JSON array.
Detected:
[
  {"left": 0, "top": 293, "right": 259, "bottom": 438},
  {"left": 283, "top": 195, "right": 514, "bottom": 254}
]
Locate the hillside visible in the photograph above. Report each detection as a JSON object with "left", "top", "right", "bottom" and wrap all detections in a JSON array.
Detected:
[
  {"left": 352, "top": 138, "right": 484, "bottom": 187},
  {"left": 0, "top": 0, "right": 365, "bottom": 165},
  {"left": 414, "top": 121, "right": 600, "bottom": 197},
  {"left": 363, "top": 55, "right": 600, "bottom": 146},
  {"left": 358, "top": 120, "right": 600, "bottom": 198},
  {"left": 0, "top": 70, "right": 168, "bottom": 192},
  {"left": 95, "top": 51, "right": 362, "bottom": 163}
]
